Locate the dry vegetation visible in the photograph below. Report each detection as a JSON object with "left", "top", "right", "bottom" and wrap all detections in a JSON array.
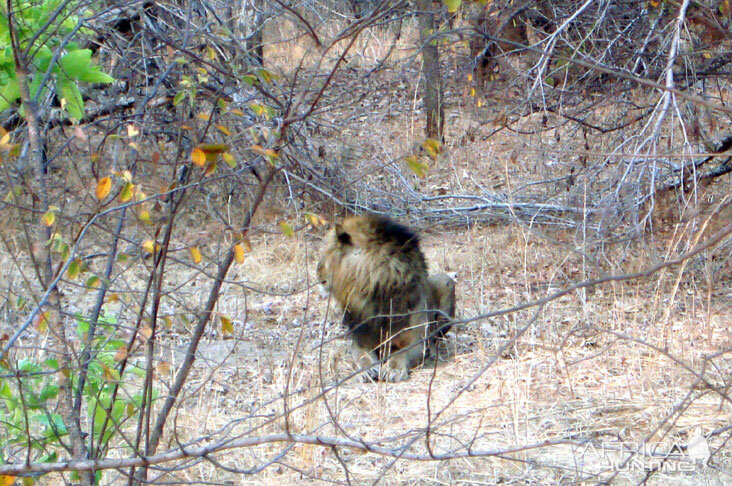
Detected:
[{"left": 1, "top": 1, "right": 732, "bottom": 485}]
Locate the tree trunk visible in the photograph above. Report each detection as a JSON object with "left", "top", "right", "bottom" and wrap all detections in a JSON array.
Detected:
[{"left": 416, "top": 0, "right": 444, "bottom": 139}]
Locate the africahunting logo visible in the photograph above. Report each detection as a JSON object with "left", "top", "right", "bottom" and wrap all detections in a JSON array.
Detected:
[{"left": 579, "top": 429, "right": 710, "bottom": 472}]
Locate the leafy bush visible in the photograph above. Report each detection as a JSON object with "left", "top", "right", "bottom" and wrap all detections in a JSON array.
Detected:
[{"left": 0, "top": 0, "right": 113, "bottom": 119}]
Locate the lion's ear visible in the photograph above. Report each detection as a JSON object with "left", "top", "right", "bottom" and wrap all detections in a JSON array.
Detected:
[{"left": 335, "top": 224, "right": 351, "bottom": 245}]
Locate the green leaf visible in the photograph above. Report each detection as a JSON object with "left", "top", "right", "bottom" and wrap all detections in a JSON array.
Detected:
[
  {"left": 44, "top": 358, "right": 59, "bottom": 370},
  {"left": 60, "top": 49, "right": 93, "bottom": 78},
  {"left": 18, "top": 359, "right": 42, "bottom": 374},
  {"left": 67, "top": 259, "right": 80, "bottom": 279},
  {"left": 39, "top": 384, "right": 60, "bottom": 401},
  {"left": 29, "top": 71, "right": 48, "bottom": 102},
  {"left": 129, "top": 366, "right": 147, "bottom": 378},
  {"left": 59, "top": 49, "right": 114, "bottom": 83},
  {"left": 85, "top": 275, "right": 100, "bottom": 289},
  {"left": 0, "top": 380, "right": 11, "bottom": 399},
  {"left": 173, "top": 90, "right": 186, "bottom": 105},
  {"left": 37, "top": 451, "right": 58, "bottom": 464},
  {"left": 57, "top": 75, "right": 84, "bottom": 120},
  {"left": 37, "top": 413, "right": 67, "bottom": 438},
  {"left": 76, "top": 318, "right": 90, "bottom": 341},
  {"left": 78, "top": 67, "right": 114, "bottom": 84},
  {"left": 0, "top": 77, "right": 20, "bottom": 112}
]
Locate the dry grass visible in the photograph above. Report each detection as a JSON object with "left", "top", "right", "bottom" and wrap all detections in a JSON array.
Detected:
[
  {"left": 125, "top": 220, "right": 730, "bottom": 485},
  {"left": 5, "top": 203, "right": 731, "bottom": 484}
]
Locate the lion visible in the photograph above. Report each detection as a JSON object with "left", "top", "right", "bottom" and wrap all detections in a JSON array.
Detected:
[{"left": 317, "top": 213, "right": 456, "bottom": 382}]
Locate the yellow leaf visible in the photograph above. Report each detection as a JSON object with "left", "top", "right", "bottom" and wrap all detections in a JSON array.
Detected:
[
  {"left": 0, "top": 475, "right": 17, "bottom": 486},
  {"left": 86, "top": 276, "right": 101, "bottom": 289},
  {"left": 120, "top": 182, "right": 134, "bottom": 202},
  {"left": 141, "top": 240, "right": 156, "bottom": 254},
  {"left": 101, "top": 363, "right": 120, "bottom": 382},
  {"left": 444, "top": 0, "right": 461, "bottom": 13},
  {"left": 196, "top": 112, "right": 211, "bottom": 121},
  {"left": 0, "top": 132, "right": 11, "bottom": 146},
  {"left": 249, "top": 103, "right": 264, "bottom": 117},
  {"left": 139, "top": 325, "right": 153, "bottom": 340},
  {"left": 197, "top": 144, "right": 229, "bottom": 164},
  {"left": 126, "top": 124, "right": 139, "bottom": 137},
  {"left": 139, "top": 210, "right": 151, "bottom": 223},
  {"left": 279, "top": 221, "right": 294, "bottom": 237},
  {"left": 406, "top": 155, "right": 429, "bottom": 178},
  {"left": 467, "top": 73, "right": 473, "bottom": 82},
  {"left": 422, "top": 139, "right": 441, "bottom": 160},
  {"left": 722, "top": 0, "right": 731, "bottom": 17},
  {"left": 34, "top": 311, "right": 49, "bottom": 333},
  {"left": 304, "top": 212, "right": 326, "bottom": 228},
  {"left": 122, "top": 170, "right": 133, "bottom": 182},
  {"left": 42, "top": 209, "right": 56, "bottom": 226},
  {"left": 189, "top": 246, "right": 202, "bottom": 264},
  {"left": 206, "top": 46, "right": 216, "bottom": 60},
  {"left": 257, "top": 68, "right": 280, "bottom": 82},
  {"left": 156, "top": 361, "right": 172, "bottom": 375},
  {"left": 230, "top": 108, "right": 245, "bottom": 117},
  {"left": 234, "top": 243, "right": 245, "bottom": 263},
  {"left": 216, "top": 124, "right": 231, "bottom": 136},
  {"left": 220, "top": 315, "right": 234, "bottom": 336},
  {"left": 96, "top": 177, "right": 112, "bottom": 200},
  {"left": 204, "top": 161, "right": 217, "bottom": 176},
  {"left": 191, "top": 147, "right": 206, "bottom": 167},
  {"left": 4, "top": 188, "right": 17, "bottom": 202},
  {"left": 469, "top": 87, "right": 476, "bottom": 97},
  {"left": 222, "top": 152, "right": 236, "bottom": 168}
]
